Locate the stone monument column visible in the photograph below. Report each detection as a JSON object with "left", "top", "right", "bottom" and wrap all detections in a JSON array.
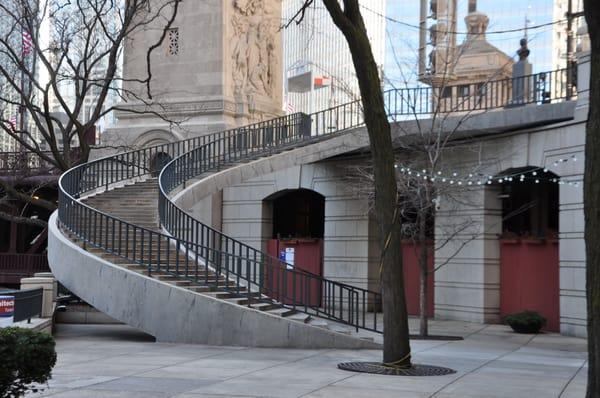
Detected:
[
  {"left": 103, "top": 0, "right": 283, "bottom": 149},
  {"left": 510, "top": 38, "right": 533, "bottom": 106}
]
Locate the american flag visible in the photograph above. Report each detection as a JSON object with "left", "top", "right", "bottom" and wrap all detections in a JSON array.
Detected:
[
  {"left": 22, "top": 30, "right": 33, "bottom": 57},
  {"left": 6, "top": 114, "right": 17, "bottom": 131},
  {"left": 286, "top": 101, "right": 295, "bottom": 114}
]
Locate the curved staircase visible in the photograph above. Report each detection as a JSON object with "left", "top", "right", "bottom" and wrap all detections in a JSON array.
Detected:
[
  {"left": 48, "top": 68, "right": 571, "bottom": 348},
  {"left": 80, "top": 180, "right": 362, "bottom": 334},
  {"left": 49, "top": 109, "right": 384, "bottom": 348}
]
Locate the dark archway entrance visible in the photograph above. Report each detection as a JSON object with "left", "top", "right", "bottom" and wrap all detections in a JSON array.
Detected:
[
  {"left": 149, "top": 152, "right": 172, "bottom": 177},
  {"left": 498, "top": 167, "right": 560, "bottom": 331},
  {"left": 265, "top": 189, "right": 325, "bottom": 306}
]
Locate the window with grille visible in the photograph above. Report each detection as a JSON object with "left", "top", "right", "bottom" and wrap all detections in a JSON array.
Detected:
[{"left": 167, "top": 28, "right": 179, "bottom": 56}]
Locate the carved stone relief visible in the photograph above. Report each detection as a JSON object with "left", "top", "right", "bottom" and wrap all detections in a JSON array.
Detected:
[{"left": 231, "top": 0, "right": 279, "bottom": 98}]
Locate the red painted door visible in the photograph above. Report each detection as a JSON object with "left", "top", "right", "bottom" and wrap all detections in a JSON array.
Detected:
[
  {"left": 266, "top": 239, "right": 323, "bottom": 306},
  {"left": 500, "top": 239, "right": 560, "bottom": 331},
  {"left": 402, "top": 243, "right": 434, "bottom": 317}
]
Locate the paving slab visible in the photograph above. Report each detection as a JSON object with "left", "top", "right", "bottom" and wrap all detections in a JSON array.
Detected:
[
  {"left": 86, "top": 376, "right": 219, "bottom": 394},
  {"left": 25, "top": 323, "right": 588, "bottom": 398}
]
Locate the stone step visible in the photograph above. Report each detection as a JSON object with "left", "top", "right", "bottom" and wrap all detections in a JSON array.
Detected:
[
  {"left": 250, "top": 302, "right": 282, "bottom": 312},
  {"left": 84, "top": 197, "right": 157, "bottom": 201},
  {"left": 85, "top": 195, "right": 157, "bottom": 201},
  {"left": 203, "top": 291, "right": 236, "bottom": 299},
  {"left": 266, "top": 307, "right": 298, "bottom": 317},
  {"left": 285, "top": 313, "right": 312, "bottom": 323},
  {"left": 120, "top": 264, "right": 215, "bottom": 276},
  {"left": 308, "top": 318, "right": 329, "bottom": 328}
]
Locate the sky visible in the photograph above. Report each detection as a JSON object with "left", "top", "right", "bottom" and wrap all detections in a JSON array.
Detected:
[{"left": 381, "top": 0, "right": 556, "bottom": 87}]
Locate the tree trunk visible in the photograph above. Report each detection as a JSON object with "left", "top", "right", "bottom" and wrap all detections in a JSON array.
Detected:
[
  {"left": 584, "top": 2, "right": 600, "bottom": 396},
  {"left": 418, "top": 201, "right": 429, "bottom": 337},
  {"left": 320, "top": 0, "right": 412, "bottom": 366},
  {"left": 349, "top": 37, "right": 410, "bottom": 367}
]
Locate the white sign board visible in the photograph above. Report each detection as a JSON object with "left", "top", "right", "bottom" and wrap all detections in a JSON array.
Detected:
[
  {"left": 284, "top": 247, "right": 295, "bottom": 269},
  {"left": 0, "top": 295, "right": 14, "bottom": 327}
]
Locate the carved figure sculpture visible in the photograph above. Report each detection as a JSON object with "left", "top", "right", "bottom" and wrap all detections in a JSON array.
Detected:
[
  {"left": 231, "top": 0, "right": 278, "bottom": 97},
  {"left": 517, "top": 38, "right": 530, "bottom": 61}
]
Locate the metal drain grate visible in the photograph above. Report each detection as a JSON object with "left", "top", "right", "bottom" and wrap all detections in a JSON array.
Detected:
[{"left": 337, "top": 362, "right": 457, "bottom": 376}]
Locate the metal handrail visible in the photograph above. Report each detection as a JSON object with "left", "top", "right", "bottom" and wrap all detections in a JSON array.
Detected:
[
  {"left": 57, "top": 67, "right": 573, "bottom": 335},
  {"left": 158, "top": 109, "right": 380, "bottom": 332}
]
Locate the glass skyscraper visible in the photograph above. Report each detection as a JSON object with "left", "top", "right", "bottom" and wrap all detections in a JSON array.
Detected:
[{"left": 282, "top": 0, "right": 386, "bottom": 114}]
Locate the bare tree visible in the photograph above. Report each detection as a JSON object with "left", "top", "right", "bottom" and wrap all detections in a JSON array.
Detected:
[
  {"left": 386, "top": 47, "right": 514, "bottom": 337},
  {"left": 343, "top": 16, "right": 526, "bottom": 338},
  {"left": 0, "top": 0, "right": 182, "bottom": 226},
  {"left": 289, "top": 0, "right": 412, "bottom": 367}
]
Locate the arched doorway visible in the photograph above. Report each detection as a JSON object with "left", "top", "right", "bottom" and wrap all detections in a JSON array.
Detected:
[
  {"left": 497, "top": 167, "right": 559, "bottom": 331},
  {"left": 264, "top": 189, "right": 325, "bottom": 306},
  {"left": 149, "top": 152, "right": 172, "bottom": 177}
]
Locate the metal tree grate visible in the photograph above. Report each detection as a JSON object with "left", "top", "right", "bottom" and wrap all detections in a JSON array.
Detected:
[{"left": 337, "top": 362, "right": 456, "bottom": 376}]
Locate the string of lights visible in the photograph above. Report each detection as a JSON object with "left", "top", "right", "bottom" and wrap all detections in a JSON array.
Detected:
[
  {"left": 358, "top": 3, "right": 581, "bottom": 36},
  {"left": 394, "top": 154, "right": 582, "bottom": 188}
]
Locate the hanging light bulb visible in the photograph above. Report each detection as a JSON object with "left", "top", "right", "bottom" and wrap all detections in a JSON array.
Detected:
[{"left": 532, "top": 171, "right": 537, "bottom": 176}]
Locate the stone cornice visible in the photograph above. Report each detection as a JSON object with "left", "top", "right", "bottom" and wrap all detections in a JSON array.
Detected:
[{"left": 115, "top": 99, "right": 239, "bottom": 119}]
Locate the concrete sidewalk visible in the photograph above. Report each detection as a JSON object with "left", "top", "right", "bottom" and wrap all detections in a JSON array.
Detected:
[{"left": 27, "top": 321, "right": 587, "bottom": 398}]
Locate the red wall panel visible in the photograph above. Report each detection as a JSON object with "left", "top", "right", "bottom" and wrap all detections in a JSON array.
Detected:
[
  {"left": 266, "top": 239, "right": 323, "bottom": 306},
  {"left": 500, "top": 239, "right": 559, "bottom": 332},
  {"left": 402, "top": 243, "right": 434, "bottom": 317}
]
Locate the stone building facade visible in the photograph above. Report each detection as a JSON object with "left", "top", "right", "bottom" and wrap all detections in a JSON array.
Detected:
[
  {"left": 104, "top": 0, "right": 283, "bottom": 149},
  {"left": 189, "top": 48, "right": 589, "bottom": 338}
]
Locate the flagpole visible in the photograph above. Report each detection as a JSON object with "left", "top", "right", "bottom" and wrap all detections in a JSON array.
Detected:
[{"left": 19, "top": 3, "right": 27, "bottom": 154}]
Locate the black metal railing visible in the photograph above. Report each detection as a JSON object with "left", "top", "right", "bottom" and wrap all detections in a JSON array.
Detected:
[
  {"left": 0, "top": 288, "right": 43, "bottom": 323},
  {"left": 384, "top": 68, "right": 572, "bottom": 119},
  {"left": 57, "top": 67, "right": 574, "bottom": 336},
  {"left": 0, "top": 254, "right": 50, "bottom": 285},
  {"left": 158, "top": 108, "right": 382, "bottom": 332}
]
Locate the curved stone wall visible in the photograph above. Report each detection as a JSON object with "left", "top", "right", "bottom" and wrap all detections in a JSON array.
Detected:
[{"left": 48, "top": 212, "right": 379, "bottom": 348}]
